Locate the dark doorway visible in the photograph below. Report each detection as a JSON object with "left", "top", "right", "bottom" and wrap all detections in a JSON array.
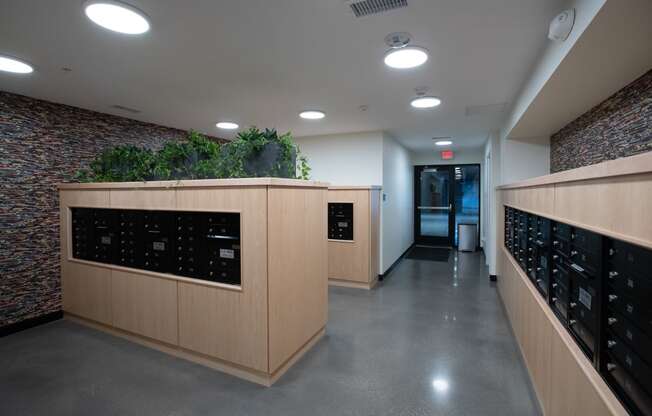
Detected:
[{"left": 414, "top": 164, "right": 481, "bottom": 248}]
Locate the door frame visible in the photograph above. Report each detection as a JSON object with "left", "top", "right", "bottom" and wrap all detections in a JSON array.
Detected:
[{"left": 413, "top": 163, "right": 481, "bottom": 248}]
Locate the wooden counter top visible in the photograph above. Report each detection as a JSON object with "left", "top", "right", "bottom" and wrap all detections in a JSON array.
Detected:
[
  {"left": 328, "top": 185, "right": 382, "bottom": 190},
  {"left": 497, "top": 151, "right": 652, "bottom": 189},
  {"left": 58, "top": 177, "right": 329, "bottom": 190}
]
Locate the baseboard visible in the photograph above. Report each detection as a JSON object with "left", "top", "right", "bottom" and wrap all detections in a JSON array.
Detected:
[
  {"left": 328, "top": 277, "right": 377, "bottom": 290},
  {"left": 378, "top": 243, "right": 414, "bottom": 281},
  {"left": 0, "top": 310, "right": 63, "bottom": 338}
]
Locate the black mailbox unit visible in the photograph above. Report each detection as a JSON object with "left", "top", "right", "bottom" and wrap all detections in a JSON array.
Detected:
[
  {"left": 204, "top": 212, "right": 241, "bottom": 285},
  {"left": 504, "top": 207, "right": 515, "bottom": 253},
  {"left": 71, "top": 208, "right": 93, "bottom": 261},
  {"left": 532, "top": 216, "right": 552, "bottom": 300},
  {"left": 142, "top": 211, "right": 174, "bottom": 273},
  {"left": 551, "top": 222, "right": 572, "bottom": 325},
  {"left": 603, "top": 239, "right": 652, "bottom": 416},
  {"left": 116, "top": 210, "right": 142, "bottom": 268},
  {"left": 174, "top": 212, "right": 204, "bottom": 278},
  {"left": 91, "top": 208, "right": 117, "bottom": 264},
  {"left": 70, "top": 208, "right": 241, "bottom": 286},
  {"left": 504, "top": 206, "right": 652, "bottom": 416},
  {"left": 568, "top": 227, "right": 603, "bottom": 363},
  {"left": 328, "top": 202, "right": 354, "bottom": 241}
]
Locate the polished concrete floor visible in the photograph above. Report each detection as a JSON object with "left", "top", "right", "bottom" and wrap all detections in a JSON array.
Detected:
[{"left": 0, "top": 252, "right": 540, "bottom": 416}]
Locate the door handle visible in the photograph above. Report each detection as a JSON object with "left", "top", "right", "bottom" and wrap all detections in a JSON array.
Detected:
[{"left": 417, "top": 206, "right": 451, "bottom": 210}]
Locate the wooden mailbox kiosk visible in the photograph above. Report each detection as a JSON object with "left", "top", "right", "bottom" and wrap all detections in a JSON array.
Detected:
[
  {"left": 327, "top": 186, "right": 381, "bottom": 290},
  {"left": 58, "top": 178, "right": 328, "bottom": 386}
]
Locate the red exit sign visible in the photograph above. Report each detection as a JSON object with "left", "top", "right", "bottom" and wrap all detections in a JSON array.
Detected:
[{"left": 441, "top": 150, "right": 454, "bottom": 160}]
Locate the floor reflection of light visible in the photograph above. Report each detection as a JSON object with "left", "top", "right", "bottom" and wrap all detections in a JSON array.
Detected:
[{"left": 432, "top": 378, "right": 449, "bottom": 393}]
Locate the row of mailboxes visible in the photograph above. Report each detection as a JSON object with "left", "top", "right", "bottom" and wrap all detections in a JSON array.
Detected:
[
  {"left": 504, "top": 206, "right": 652, "bottom": 416},
  {"left": 71, "top": 208, "right": 241, "bottom": 286}
]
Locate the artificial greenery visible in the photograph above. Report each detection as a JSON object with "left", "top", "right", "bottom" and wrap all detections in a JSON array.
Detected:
[{"left": 75, "top": 128, "right": 311, "bottom": 182}]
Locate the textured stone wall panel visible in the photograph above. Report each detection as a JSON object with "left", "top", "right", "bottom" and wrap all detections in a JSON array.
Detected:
[
  {"left": 0, "top": 91, "right": 222, "bottom": 327},
  {"left": 550, "top": 69, "right": 652, "bottom": 173}
]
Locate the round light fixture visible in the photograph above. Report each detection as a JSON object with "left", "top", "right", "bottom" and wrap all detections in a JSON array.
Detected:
[
  {"left": 435, "top": 140, "right": 452, "bottom": 146},
  {"left": 84, "top": 1, "right": 150, "bottom": 35},
  {"left": 384, "top": 46, "right": 428, "bottom": 69},
  {"left": 0, "top": 55, "right": 34, "bottom": 74},
  {"left": 216, "top": 121, "right": 239, "bottom": 130},
  {"left": 410, "top": 96, "right": 441, "bottom": 109},
  {"left": 299, "top": 110, "right": 325, "bottom": 120}
]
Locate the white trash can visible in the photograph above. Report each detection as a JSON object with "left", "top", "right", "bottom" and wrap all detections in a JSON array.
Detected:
[{"left": 458, "top": 223, "right": 477, "bottom": 252}]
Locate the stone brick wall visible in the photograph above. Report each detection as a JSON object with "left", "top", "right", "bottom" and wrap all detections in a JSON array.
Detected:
[
  {"left": 550, "top": 69, "right": 652, "bottom": 173},
  {"left": 0, "top": 91, "right": 220, "bottom": 328}
]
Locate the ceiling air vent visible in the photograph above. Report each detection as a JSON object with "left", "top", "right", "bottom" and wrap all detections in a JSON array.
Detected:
[
  {"left": 110, "top": 104, "right": 141, "bottom": 114},
  {"left": 347, "top": 0, "right": 408, "bottom": 18}
]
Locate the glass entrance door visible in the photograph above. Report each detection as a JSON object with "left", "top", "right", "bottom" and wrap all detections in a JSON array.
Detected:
[
  {"left": 414, "top": 164, "right": 481, "bottom": 247},
  {"left": 415, "top": 166, "right": 454, "bottom": 245}
]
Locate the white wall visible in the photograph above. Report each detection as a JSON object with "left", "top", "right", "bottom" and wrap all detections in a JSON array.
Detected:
[
  {"left": 502, "top": 0, "right": 607, "bottom": 138},
  {"left": 294, "top": 131, "right": 383, "bottom": 186},
  {"left": 295, "top": 130, "right": 414, "bottom": 274},
  {"left": 483, "top": 132, "right": 501, "bottom": 275},
  {"left": 499, "top": 137, "right": 550, "bottom": 185},
  {"left": 484, "top": 0, "right": 606, "bottom": 278},
  {"left": 381, "top": 133, "right": 414, "bottom": 273}
]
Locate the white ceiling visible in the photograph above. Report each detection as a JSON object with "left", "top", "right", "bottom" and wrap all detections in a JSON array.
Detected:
[{"left": 0, "top": 0, "right": 565, "bottom": 152}]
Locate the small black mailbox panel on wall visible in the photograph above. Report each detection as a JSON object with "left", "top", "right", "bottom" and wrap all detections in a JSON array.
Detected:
[
  {"left": 328, "top": 203, "right": 354, "bottom": 241},
  {"left": 70, "top": 208, "right": 241, "bottom": 286}
]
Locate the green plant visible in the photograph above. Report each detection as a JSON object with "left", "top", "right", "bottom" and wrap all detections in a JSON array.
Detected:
[
  {"left": 297, "top": 153, "right": 311, "bottom": 180},
  {"left": 74, "top": 128, "right": 310, "bottom": 182},
  {"left": 75, "top": 145, "right": 154, "bottom": 182}
]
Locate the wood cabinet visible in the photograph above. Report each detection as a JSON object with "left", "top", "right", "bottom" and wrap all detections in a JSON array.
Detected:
[
  {"left": 327, "top": 186, "right": 381, "bottom": 289},
  {"left": 495, "top": 152, "right": 652, "bottom": 415},
  {"left": 58, "top": 178, "right": 328, "bottom": 386}
]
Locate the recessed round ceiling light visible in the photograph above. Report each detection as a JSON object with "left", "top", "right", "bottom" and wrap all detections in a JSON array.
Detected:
[
  {"left": 435, "top": 140, "right": 452, "bottom": 146},
  {"left": 299, "top": 110, "right": 325, "bottom": 120},
  {"left": 384, "top": 46, "right": 428, "bottom": 69},
  {"left": 411, "top": 96, "right": 441, "bottom": 109},
  {"left": 0, "top": 55, "right": 34, "bottom": 74},
  {"left": 84, "top": 1, "right": 150, "bottom": 35},
  {"left": 216, "top": 121, "right": 239, "bottom": 130}
]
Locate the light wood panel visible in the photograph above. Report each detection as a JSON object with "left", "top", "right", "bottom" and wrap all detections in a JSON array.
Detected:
[
  {"left": 328, "top": 189, "right": 370, "bottom": 283},
  {"left": 178, "top": 282, "right": 268, "bottom": 372},
  {"left": 369, "top": 189, "right": 381, "bottom": 281},
  {"left": 58, "top": 177, "right": 329, "bottom": 190},
  {"left": 62, "top": 261, "right": 112, "bottom": 324},
  {"left": 60, "top": 189, "right": 110, "bottom": 207},
  {"left": 110, "top": 189, "right": 176, "bottom": 209},
  {"left": 176, "top": 186, "right": 269, "bottom": 372},
  {"left": 327, "top": 188, "right": 381, "bottom": 287},
  {"left": 515, "top": 185, "right": 555, "bottom": 216},
  {"left": 554, "top": 173, "right": 652, "bottom": 245},
  {"left": 111, "top": 270, "right": 178, "bottom": 345},
  {"left": 498, "top": 247, "right": 628, "bottom": 416},
  {"left": 267, "top": 186, "right": 328, "bottom": 372}
]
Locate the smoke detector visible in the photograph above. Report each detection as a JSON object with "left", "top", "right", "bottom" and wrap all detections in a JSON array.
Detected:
[
  {"left": 384, "top": 32, "right": 411, "bottom": 48},
  {"left": 548, "top": 9, "right": 575, "bottom": 42}
]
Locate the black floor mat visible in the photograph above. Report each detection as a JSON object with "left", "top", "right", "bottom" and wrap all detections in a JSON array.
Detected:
[{"left": 405, "top": 246, "right": 451, "bottom": 262}]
